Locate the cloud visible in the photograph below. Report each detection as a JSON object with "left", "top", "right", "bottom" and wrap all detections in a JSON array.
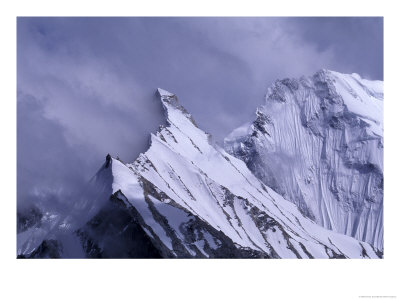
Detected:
[
  {"left": 283, "top": 17, "right": 383, "bottom": 80},
  {"left": 17, "top": 92, "right": 91, "bottom": 211}
]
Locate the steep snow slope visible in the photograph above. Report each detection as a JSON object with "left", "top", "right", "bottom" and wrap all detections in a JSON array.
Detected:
[{"left": 225, "top": 70, "right": 383, "bottom": 250}]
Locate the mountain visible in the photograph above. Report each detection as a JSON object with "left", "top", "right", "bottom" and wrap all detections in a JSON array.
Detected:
[
  {"left": 18, "top": 86, "right": 382, "bottom": 258},
  {"left": 224, "top": 70, "right": 383, "bottom": 250}
]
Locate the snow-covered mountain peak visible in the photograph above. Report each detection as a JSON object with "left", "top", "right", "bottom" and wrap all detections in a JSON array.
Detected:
[
  {"left": 157, "top": 88, "right": 174, "bottom": 97},
  {"left": 225, "top": 70, "right": 383, "bottom": 250},
  {"left": 156, "top": 88, "right": 198, "bottom": 129},
  {"left": 263, "top": 70, "right": 383, "bottom": 136}
]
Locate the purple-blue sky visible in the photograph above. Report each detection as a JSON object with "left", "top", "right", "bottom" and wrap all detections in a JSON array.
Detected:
[{"left": 17, "top": 17, "right": 383, "bottom": 211}]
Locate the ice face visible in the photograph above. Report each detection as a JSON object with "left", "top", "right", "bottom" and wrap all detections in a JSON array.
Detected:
[{"left": 225, "top": 69, "right": 383, "bottom": 250}]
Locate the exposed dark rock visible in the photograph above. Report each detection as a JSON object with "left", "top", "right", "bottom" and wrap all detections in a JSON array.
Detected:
[
  {"left": 17, "top": 206, "right": 43, "bottom": 233},
  {"left": 18, "top": 239, "right": 62, "bottom": 259},
  {"left": 105, "top": 154, "right": 111, "bottom": 168},
  {"left": 77, "top": 193, "right": 162, "bottom": 258}
]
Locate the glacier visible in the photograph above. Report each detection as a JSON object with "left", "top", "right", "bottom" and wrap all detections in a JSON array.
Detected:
[
  {"left": 225, "top": 70, "right": 383, "bottom": 250},
  {"left": 17, "top": 85, "right": 382, "bottom": 258}
]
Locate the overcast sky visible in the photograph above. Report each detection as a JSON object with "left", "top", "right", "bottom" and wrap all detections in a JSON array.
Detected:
[{"left": 17, "top": 17, "right": 383, "bottom": 211}]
